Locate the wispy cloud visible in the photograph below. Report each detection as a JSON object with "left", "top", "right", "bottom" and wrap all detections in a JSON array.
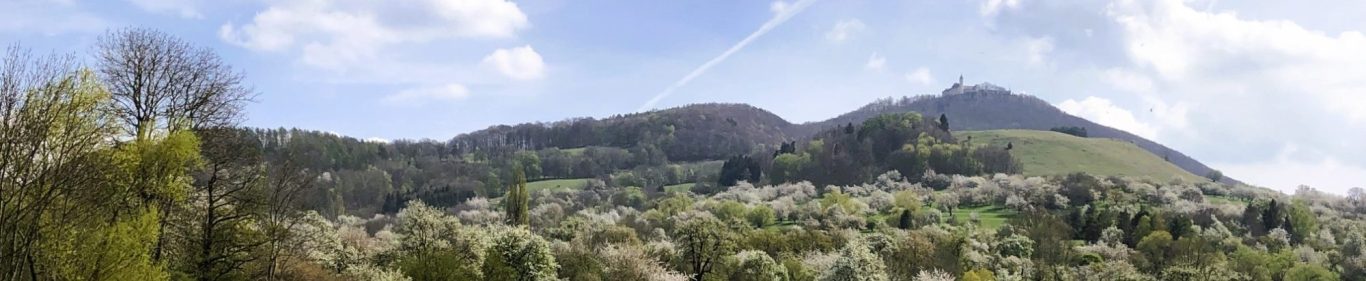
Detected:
[{"left": 637, "top": 0, "right": 818, "bottom": 112}]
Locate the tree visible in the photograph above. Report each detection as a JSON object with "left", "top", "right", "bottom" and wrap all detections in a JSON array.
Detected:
[
  {"left": 1284, "top": 263, "right": 1338, "bottom": 281},
  {"left": 179, "top": 128, "right": 266, "bottom": 280},
  {"left": 483, "top": 227, "right": 559, "bottom": 281},
  {"left": 719, "top": 155, "right": 762, "bottom": 187},
  {"left": 674, "top": 213, "right": 735, "bottom": 281},
  {"left": 505, "top": 169, "right": 530, "bottom": 226},
  {"left": 746, "top": 205, "right": 777, "bottom": 228},
  {"left": 1205, "top": 170, "right": 1224, "bottom": 183},
  {"left": 95, "top": 28, "right": 252, "bottom": 139},
  {"left": 395, "top": 201, "right": 485, "bottom": 281},
  {"left": 1060, "top": 173, "right": 1101, "bottom": 206},
  {"left": 1, "top": 45, "right": 214, "bottom": 280},
  {"left": 728, "top": 250, "right": 788, "bottom": 281},
  {"left": 1286, "top": 200, "right": 1319, "bottom": 244},
  {"left": 937, "top": 114, "right": 949, "bottom": 131},
  {"left": 1136, "top": 231, "right": 1173, "bottom": 272},
  {"left": 820, "top": 239, "right": 889, "bottom": 281},
  {"left": 600, "top": 245, "right": 689, "bottom": 281},
  {"left": 1262, "top": 200, "right": 1286, "bottom": 236},
  {"left": 770, "top": 153, "right": 810, "bottom": 184},
  {"left": 1049, "top": 126, "right": 1087, "bottom": 137},
  {"left": 256, "top": 139, "right": 320, "bottom": 280}
]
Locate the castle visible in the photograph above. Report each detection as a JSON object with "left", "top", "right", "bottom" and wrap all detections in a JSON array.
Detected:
[{"left": 941, "top": 75, "right": 1008, "bottom": 96}]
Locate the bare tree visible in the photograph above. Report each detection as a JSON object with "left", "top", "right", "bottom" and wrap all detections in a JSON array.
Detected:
[
  {"left": 95, "top": 28, "right": 253, "bottom": 139},
  {"left": 180, "top": 127, "right": 268, "bottom": 281},
  {"left": 256, "top": 141, "right": 317, "bottom": 281},
  {"left": 96, "top": 28, "right": 255, "bottom": 264}
]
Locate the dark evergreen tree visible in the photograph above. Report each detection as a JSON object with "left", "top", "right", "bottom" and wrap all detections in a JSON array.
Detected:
[
  {"left": 899, "top": 209, "right": 914, "bottom": 229},
  {"left": 938, "top": 114, "right": 950, "bottom": 131}
]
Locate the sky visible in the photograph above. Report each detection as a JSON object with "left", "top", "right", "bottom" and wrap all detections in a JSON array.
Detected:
[{"left": 3, "top": 0, "right": 1365, "bottom": 194}]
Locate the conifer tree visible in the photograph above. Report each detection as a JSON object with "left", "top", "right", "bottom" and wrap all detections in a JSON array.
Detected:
[{"left": 505, "top": 169, "right": 530, "bottom": 226}]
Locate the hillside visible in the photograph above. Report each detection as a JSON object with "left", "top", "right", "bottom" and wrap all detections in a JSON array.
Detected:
[
  {"left": 450, "top": 103, "right": 794, "bottom": 162},
  {"left": 959, "top": 130, "right": 1204, "bottom": 182},
  {"left": 793, "top": 86, "right": 1236, "bottom": 184}
]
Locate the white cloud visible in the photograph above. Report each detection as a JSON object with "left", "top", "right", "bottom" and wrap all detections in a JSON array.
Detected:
[
  {"left": 220, "top": 0, "right": 528, "bottom": 70},
  {"left": 825, "top": 19, "right": 866, "bottom": 42},
  {"left": 384, "top": 84, "right": 471, "bottom": 104},
  {"left": 864, "top": 53, "right": 886, "bottom": 71},
  {"left": 127, "top": 0, "right": 202, "bottom": 19},
  {"left": 481, "top": 45, "right": 545, "bottom": 80},
  {"left": 980, "top": 0, "right": 1022, "bottom": 18},
  {"left": 1097, "top": 0, "right": 1366, "bottom": 191},
  {"left": 1057, "top": 96, "right": 1159, "bottom": 139},
  {"left": 769, "top": 1, "right": 791, "bottom": 14},
  {"left": 1217, "top": 145, "right": 1366, "bottom": 194},
  {"left": 1023, "top": 36, "right": 1054, "bottom": 66},
  {"left": 905, "top": 67, "right": 934, "bottom": 85},
  {"left": 1109, "top": 0, "right": 1366, "bottom": 123}
]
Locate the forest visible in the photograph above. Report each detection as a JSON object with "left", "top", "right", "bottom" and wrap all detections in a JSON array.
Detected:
[{"left": 4, "top": 28, "right": 1366, "bottom": 281}]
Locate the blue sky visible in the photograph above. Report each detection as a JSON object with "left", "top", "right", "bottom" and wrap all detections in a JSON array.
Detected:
[{"left": 4, "top": 0, "right": 1366, "bottom": 193}]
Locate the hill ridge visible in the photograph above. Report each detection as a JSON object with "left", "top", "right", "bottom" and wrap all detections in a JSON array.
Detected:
[{"left": 440, "top": 83, "right": 1232, "bottom": 183}]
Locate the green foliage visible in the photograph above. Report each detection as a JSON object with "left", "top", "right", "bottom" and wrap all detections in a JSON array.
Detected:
[
  {"left": 718, "top": 155, "right": 763, "bottom": 187},
  {"left": 819, "top": 239, "right": 888, "bottom": 281},
  {"left": 1205, "top": 170, "right": 1224, "bottom": 182},
  {"left": 505, "top": 170, "right": 531, "bottom": 226},
  {"left": 483, "top": 227, "right": 560, "bottom": 281},
  {"left": 1049, "top": 126, "right": 1087, "bottom": 137},
  {"left": 962, "top": 268, "right": 995, "bottom": 281},
  {"left": 1286, "top": 200, "right": 1319, "bottom": 243},
  {"left": 728, "top": 250, "right": 788, "bottom": 281},
  {"left": 771, "top": 153, "right": 811, "bottom": 184},
  {"left": 526, "top": 178, "right": 591, "bottom": 193},
  {"left": 1284, "top": 263, "right": 1338, "bottom": 281},
  {"left": 394, "top": 201, "right": 486, "bottom": 280},
  {"left": 747, "top": 205, "right": 777, "bottom": 228},
  {"left": 1137, "top": 231, "right": 1173, "bottom": 271},
  {"left": 675, "top": 213, "right": 736, "bottom": 281}
]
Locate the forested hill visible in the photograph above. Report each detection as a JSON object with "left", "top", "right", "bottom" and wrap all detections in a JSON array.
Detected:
[
  {"left": 449, "top": 103, "right": 795, "bottom": 162},
  {"left": 795, "top": 89, "right": 1238, "bottom": 185},
  {"left": 443, "top": 87, "right": 1229, "bottom": 185}
]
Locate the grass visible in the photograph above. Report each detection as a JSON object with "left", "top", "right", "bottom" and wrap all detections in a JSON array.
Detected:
[
  {"left": 561, "top": 147, "right": 587, "bottom": 156},
  {"left": 950, "top": 205, "right": 1017, "bottom": 230},
  {"left": 525, "top": 178, "right": 591, "bottom": 193},
  {"left": 663, "top": 182, "right": 696, "bottom": 193},
  {"left": 959, "top": 130, "right": 1205, "bottom": 182},
  {"left": 1207, "top": 195, "right": 1249, "bottom": 207}
]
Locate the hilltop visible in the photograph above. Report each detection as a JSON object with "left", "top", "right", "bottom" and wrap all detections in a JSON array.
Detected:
[{"left": 793, "top": 83, "right": 1235, "bottom": 184}]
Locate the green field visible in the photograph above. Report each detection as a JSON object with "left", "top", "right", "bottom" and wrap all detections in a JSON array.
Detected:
[
  {"left": 1207, "top": 195, "right": 1249, "bottom": 207},
  {"left": 959, "top": 130, "right": 1204, "bottom": 182},
  {"left": 561, "top": 147, "right": 587, "bottom": 156},
  {"left": 663, "top": 182, "right": 696, "bottom": 193},
  {"left": 526, "top": 178, "right": 590, "bottom": 192},
  {"left": 950, "top": 205, "right": 1016, "bottom": 230}
]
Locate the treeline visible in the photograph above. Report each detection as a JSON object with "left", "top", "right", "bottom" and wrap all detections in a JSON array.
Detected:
[
  {"left": 719, "top": 112, "right": 1020, "bottom": 190},
  {"left": 449, "top": 103, "right": 794, "bottom": 162},
  {"left": 238, "top": 128, "right": 720, "bottom": 218}
]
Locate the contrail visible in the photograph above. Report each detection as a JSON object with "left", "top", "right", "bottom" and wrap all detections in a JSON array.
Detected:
[{"left": 637, "top": 0, "right": 819, "bottom": 112}]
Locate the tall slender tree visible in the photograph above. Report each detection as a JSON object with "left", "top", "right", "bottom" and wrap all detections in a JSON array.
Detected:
[{"left": 505, "top": 169, "right": 530, "bottom": 226}]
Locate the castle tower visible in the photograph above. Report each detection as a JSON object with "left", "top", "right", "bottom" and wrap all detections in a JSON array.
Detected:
[{"left": 959, "top": 75, "right": 964, "bottom": 85}]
